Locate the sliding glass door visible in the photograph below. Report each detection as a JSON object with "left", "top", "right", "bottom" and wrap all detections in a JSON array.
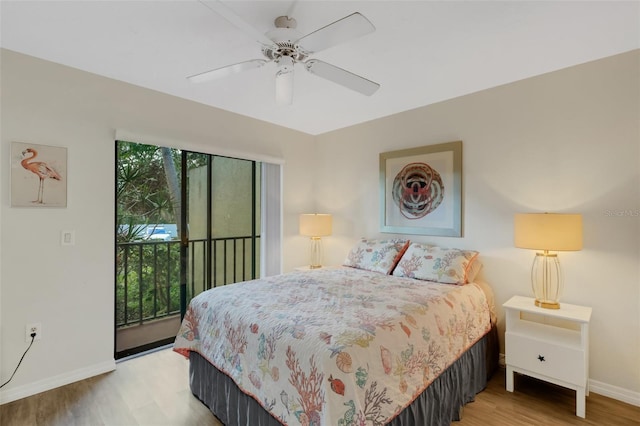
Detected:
[
  {"left": 181, "top": 152, "right": 261, "bottom": 311},
  {"left": 115, "top": 141, "right": 261, "bottom": 358}
]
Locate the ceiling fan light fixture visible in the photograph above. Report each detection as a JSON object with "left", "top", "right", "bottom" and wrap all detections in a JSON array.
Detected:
[{"left": 275, "top": 56, "right": 294, "bottom": 105}]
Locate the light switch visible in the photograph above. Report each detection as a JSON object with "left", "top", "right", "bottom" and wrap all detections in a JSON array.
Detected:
[{"left": 61, "top": 230, "right": 75, "bottom": 246}]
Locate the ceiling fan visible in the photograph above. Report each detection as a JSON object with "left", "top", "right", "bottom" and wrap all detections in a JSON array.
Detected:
[{"left": 188, "top": 0, "right": 380, "bottom": 105}]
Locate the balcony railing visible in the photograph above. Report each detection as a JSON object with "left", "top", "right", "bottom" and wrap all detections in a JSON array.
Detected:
[{"left": 116, "top": 236, "right": 259, "bottom": 329}]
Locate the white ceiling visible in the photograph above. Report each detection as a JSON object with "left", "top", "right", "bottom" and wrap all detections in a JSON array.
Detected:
[{"left": 1, "top": 1, "right": 639, "bottom": 135}]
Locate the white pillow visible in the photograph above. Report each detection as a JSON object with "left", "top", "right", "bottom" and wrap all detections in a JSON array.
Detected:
[
  {"left": 343, "top": 238, "right": 410, "bottom": 275},
  {"left": 392, "top": 243, "right": 480, "bottom": 284}
]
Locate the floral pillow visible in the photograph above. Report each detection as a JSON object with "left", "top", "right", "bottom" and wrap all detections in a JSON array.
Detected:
[
  {"left": 343, "top": 238, "right": 410, "bottom": 275},
  {"left": 392, "top": 243, "right": 480, "bottom": 285}
]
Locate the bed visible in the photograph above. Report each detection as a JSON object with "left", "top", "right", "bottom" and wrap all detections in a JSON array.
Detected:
[{"left": 174, "top": 239, "right": 498, "bottom": 426}]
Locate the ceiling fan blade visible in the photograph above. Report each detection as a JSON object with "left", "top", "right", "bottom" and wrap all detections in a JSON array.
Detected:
[
  {"left": 198, "top": 0, "right": 275, "bottom": 48},
  {"left": 297, "top": 12, "right": 375, "bottom": 54},
  {"left": 305, "top": 59, "right": 379, "bottom": 96},
  {"left": 187, "top": 59, "right": 267, "bottom": 83}
]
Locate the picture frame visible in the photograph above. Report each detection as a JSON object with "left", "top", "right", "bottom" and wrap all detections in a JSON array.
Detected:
[
  {"left": 380, "top": 141, "right": 462, "bottom": 237},
  {"left": 11, "top": 142, "right": 67, "bottom": 207}
]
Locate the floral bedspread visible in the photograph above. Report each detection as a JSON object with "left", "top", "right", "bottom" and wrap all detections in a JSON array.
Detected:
[{"left": 174, "top": 267, "right": 492, "bottom": 426}]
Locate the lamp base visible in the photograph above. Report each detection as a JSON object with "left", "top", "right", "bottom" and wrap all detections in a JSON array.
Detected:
[
  {"left": 531, "top": 252, "right": 562, "bottom": 310},
  {"left": 535, "top": 299, "right": 560, "bottom": 309},
  {"left": 308, "top": 237, "right": 324, "bottom": 270}
]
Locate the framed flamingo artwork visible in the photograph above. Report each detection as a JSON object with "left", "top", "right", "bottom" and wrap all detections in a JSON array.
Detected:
[
  {"left": 379, "top": 141, "right": 462, "bottom": 237},
  {"left": 11, "top": 142, "right": 67, "bottom": 207}
]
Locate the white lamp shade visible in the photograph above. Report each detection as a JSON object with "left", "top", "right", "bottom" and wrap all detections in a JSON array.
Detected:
[
  {"left": 514, "top": 213, "right": 583, "bottom": 251},
  {"left": 299, "top": 214, "right": 332, "bottom": 237}
]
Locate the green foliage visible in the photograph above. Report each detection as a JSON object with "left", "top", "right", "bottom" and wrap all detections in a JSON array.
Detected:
[
  {"left": 115, "top": 242, "right": 182, "bottom": 325},
  {"left": 116, "top": 141, "right": 179, "bottom": 229},
  {"left": 116, "top": 140, "right": 183, "bottom": 327}
]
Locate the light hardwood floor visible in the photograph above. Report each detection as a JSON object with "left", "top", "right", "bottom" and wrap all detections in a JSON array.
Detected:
[{"left": 1, "top": 348, "right": 639, "bottom": 425}]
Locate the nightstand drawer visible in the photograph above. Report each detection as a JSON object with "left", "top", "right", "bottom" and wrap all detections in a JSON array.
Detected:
[{"left": 506, "top": 332, "right": 585, "bottom": 386}]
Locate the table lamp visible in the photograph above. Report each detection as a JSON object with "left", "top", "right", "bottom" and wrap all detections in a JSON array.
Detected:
[
  {"left": 514, "top": 213, "right": 582, "bottom": 309},
  {"left": 299, "top": 214, "right": 332, "bottom": 269}
]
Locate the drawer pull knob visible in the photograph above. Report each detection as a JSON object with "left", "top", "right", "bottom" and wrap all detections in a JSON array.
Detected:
[{"left": 537, "top": 355, "right": 545, "bottom": 362}]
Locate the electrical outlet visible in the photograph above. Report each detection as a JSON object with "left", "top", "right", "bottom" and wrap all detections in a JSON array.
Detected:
[{"left": 26, "top": 323, "right": 42, "bottom": 342}]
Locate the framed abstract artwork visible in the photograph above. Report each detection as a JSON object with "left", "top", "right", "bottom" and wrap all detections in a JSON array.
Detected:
[
  {"left": 11, "top": 142, "right": 67, "bottom": 207},
  {"left": 380, "top": 141, "right": 462, "bottom": 237}
]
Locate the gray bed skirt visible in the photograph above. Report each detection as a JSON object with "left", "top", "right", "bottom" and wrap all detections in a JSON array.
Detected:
[{"left": 189, "top": 325, "right": 499, "bottom": 426}]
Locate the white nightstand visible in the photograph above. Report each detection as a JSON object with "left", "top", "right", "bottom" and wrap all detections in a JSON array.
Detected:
[{"left": 503, "top": 295, "right": 592, "bottom": 418}]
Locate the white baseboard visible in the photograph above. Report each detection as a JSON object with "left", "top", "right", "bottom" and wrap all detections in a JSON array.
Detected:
[
  {"left": 0, "top": 359, "right": 116, "bottom": 405},
  {"left": 498, "top": 353, "right": 639, "bottom": 407},
  {"left": 589, "top": 379, "right": 640, "bottom": 407}
]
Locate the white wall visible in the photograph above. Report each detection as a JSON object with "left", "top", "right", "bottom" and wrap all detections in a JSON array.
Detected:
[
  {"left": 316, "top": 50, "right": 640, "bottom": 402},
  {"left": 0, "top": 49, "right": 314, "bottom": 403}
]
